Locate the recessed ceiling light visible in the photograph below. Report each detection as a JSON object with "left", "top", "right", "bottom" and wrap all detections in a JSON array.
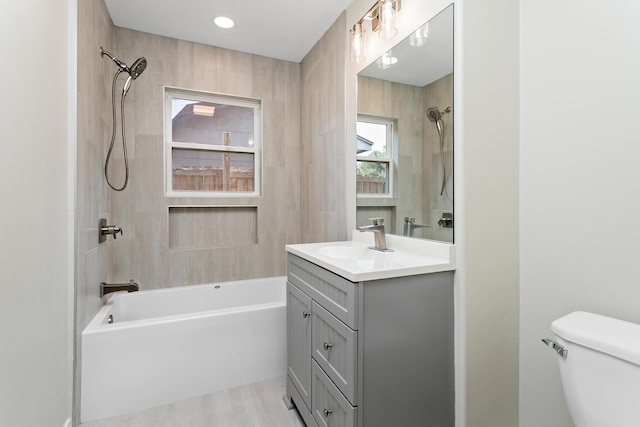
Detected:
[{"left": 214, "top": 16, "right": 234, "bottom": 29}]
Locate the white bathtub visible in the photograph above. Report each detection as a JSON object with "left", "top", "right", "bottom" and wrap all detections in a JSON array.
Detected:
[{"left": 80, "top": 276, "right": 287, "bottom": 423}]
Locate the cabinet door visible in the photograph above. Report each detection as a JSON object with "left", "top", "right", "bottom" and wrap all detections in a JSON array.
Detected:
[{"left": 287, "top": 281, "right": 312, "bottom": 410}]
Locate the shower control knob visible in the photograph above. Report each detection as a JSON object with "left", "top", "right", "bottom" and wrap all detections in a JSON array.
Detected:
[{"left": 99, "top": 219, "right": 124, "bottom": 242}]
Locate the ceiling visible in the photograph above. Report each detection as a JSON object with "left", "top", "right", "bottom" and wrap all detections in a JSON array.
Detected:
[
  {"left": 104, "top": 0, "right": 353, "bottom": 63},
  {"left": 359, "top": 5, "right": 453, "bottom": 87}
]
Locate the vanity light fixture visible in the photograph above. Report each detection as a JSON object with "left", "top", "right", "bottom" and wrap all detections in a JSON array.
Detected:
[
  {"left": 350, "top": 0, "right": 401, "bottom": 63},
  {"left": 214, "top": 16, "right": 234, "bottom": 29},
  {"left": 350, "top": 23, "right": 366, "bottom": 63}
]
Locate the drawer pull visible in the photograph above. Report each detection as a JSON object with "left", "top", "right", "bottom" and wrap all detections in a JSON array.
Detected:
[
  {"left": 303, "top": 311, "right": 311, "bottom": 318},
  {"left": 323, "top": 408, "right": 333, "bottom": 417},
  {"left": 324, "top": 342, "right": 333, "bottom": 350}
]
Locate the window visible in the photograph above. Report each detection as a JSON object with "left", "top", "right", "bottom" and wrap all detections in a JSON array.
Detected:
[
  {"left": 164, "top": 88, "right": 262, "bottom": 197},
  {"left": 356, "top": 115, "right": 394, "bottom": 196}
]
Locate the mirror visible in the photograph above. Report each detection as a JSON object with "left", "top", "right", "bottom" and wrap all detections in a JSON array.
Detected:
[{"left": 356, "top": 4, "right": 454, "bottom": 243}]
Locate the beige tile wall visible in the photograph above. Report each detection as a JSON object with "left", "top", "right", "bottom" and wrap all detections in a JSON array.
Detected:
[
  {"left": 168, "top": 207, "right": 258, "bottom": 249},
  {"left": 75, "top": 0, "right": 348, "bottom": 325},
  {"left": 106, "top": 29, "right": 302, "bottom": 289},
  {"left": 300, "top": 13, "right": 348, "bottom": 243},
  {"left": 76, "top": 0, "right": 115, "bottom": 421}
]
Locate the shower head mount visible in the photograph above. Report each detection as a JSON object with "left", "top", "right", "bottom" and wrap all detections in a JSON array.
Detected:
[{"left": 100, "top": 47, "right": 127, "bottom": 71}]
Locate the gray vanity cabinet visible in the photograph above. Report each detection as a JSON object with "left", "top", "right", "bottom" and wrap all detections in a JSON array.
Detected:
[
  {"left": 287, "top": 280, "right": 313, "bottom": 409},
  {"left": 286, "top": 253, "right": 455, "bottom": 427}
]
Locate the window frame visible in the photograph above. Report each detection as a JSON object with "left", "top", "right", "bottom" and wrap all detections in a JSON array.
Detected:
[
  {"left": 164, "top": 87, "right": 263, "bottom": 198},
  {"left": 356, "top": 114, "right": 395, "bottom": 198}
]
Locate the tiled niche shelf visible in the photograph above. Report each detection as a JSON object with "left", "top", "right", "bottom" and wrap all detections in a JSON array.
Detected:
[{"left": 168, "top": 206, "right": 258, "bottom": 250}]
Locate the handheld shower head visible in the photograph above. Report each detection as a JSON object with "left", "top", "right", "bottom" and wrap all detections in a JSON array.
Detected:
[
  {"left": 122, "top": 58, "right": 146, "bottom": 96},
  {"left": 426, "top": 108, "right": 440, "bottom": 122},
  {"left": 128, "top": 57, "right": 147, "bottom": 79},
  {"left": 426, "top": 106, "right": 452, "bottom": 122},
  {"left": 100, "top": 47, "right": 147, "bottom": 80},
  {"left": 101, "top": 47, "right": 148, "bottom": 192},
  {"left": 101, "top": 47, "right": 147, "bottom": 96}
]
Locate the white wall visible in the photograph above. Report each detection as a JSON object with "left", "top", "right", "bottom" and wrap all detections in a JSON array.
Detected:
[
  {"left": 460, "top": 0, "right": 520, "bottom": 425},
  {"left": 0, "top": 1, "right": 74, "bottom": 426},
  {"left": 519, "top": 1, "right": 640, "bottom": 425}
]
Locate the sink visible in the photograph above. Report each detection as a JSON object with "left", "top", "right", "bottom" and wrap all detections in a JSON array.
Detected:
[{"left": 317, "top": 246, "right": 377, "bottom": 260}]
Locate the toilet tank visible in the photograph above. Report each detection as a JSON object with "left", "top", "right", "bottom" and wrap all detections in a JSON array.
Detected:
[{"left": 551, "top": 311, "right": 640, "bottom": 427}]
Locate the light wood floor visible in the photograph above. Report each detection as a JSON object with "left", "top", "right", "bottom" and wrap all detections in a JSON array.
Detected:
[{"left": 81, "top": 376, "right": 305, "bottom": 427}]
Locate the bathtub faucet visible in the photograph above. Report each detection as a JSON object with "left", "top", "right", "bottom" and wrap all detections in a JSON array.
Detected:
[{"left": 101, "top": 280, "right": 139, "bottom": 297}]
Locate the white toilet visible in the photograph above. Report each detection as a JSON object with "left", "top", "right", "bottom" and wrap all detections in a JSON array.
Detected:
[{"left": 545, "top": 311, "right": 640, "bottom": 427}]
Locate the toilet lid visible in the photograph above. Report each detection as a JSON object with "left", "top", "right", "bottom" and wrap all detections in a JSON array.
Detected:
[{"left": 551, "top": 311, "right": 640, "bottom": 366}]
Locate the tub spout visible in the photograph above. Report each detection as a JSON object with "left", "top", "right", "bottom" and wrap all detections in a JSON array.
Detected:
[{"left": 101, "top": 280, "right": 139, "bottom": 297}]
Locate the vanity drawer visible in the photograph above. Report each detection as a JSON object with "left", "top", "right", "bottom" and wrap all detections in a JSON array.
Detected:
[
  {"left": 287, "top": 254, "right": 358, "bottom": 329},
  {"left": 312, "top": 301, "right": 357, "bottom": 405},
  {"left": 312, "top": 361, "right": 357, "bottom": 427}
]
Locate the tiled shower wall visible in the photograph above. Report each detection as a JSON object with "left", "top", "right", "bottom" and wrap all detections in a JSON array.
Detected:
[
  {"left": 76, "top": 0, "right": 115, "bottom": 421},
  {"left": 107, "top": 28, "right": 302, "bottom": 289},
  {"left": 77, "top": 0, "right": 114, "bottom": 330}
]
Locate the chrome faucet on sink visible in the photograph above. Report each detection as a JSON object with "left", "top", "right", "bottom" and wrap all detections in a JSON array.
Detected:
[{"left": 357, "top": 218, "right": 393, "bottom": 252}]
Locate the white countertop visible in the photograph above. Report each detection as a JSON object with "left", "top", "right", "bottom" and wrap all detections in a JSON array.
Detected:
[{"left": 285, "top": 231, "right": 456, "bottom": 282}]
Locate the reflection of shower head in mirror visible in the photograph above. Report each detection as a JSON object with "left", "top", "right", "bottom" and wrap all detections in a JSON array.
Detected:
[
  {"left": 426, "top": 106, "right": 452, "bottom": 197},
  {"left": 426, "top": 106, "right": 451, "bottom": 122},
  {"left": 426, "top": 107, "right": 440, "bottom": 122}
]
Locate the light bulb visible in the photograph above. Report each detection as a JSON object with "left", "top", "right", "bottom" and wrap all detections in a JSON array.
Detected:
[
  {"left": 378, "top": 0, "right": 398, "bottom": 39},
  {"left": 350, "top": 23, "right": 366, "bottom": 63}
]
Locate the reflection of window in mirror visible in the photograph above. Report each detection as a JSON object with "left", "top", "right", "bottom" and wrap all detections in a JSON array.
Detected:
[
  {"left": 164, "top": 88, "right": 262, "bottom": 197},
  {"left": 356, "top": 115, "right": 394, "bottom": 196}
]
